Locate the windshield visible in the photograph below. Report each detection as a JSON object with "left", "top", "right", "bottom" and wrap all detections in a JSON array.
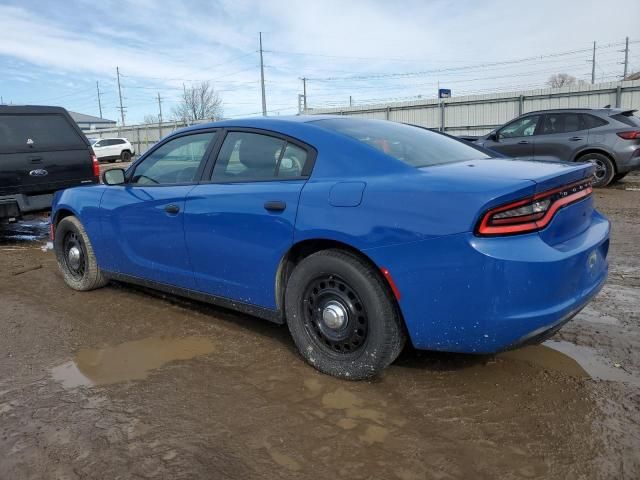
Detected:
[{"left": 315, "top": 118, "right": 491, "bottom": 167}]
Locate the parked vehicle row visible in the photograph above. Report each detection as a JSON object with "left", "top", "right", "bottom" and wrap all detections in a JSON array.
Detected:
[
  {"left": 51, "top": 116, "right": 609, "bottom": 379},
  {"left": 474, "top": 108, "right": 640, "bottom": 187},
  {"left": 0, "top": 105, "right": 99, "bottom": 222}
]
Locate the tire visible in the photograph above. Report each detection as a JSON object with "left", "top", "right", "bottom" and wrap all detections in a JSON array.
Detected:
[
  {"left": 579, "top": 152, "right": 615, "bottom": 188},
  {"left": 120, "top": 150, "right": 132, "bottom": 162},
  {"left": 285, "top": 249, "right": 406, "bottom": 380},
  {"left": 54, "top": 216, "right": 108, "bottom": 291},
  {"left": 611, "top": 172, "right": 628, "bottom": 184}
]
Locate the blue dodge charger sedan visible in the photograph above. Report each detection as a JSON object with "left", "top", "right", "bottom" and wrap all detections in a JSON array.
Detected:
[{"left": 51, "top": 116, "right": 609, "bottom": 379}]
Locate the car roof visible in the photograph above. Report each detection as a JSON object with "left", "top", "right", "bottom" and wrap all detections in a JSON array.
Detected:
[
  {"left": 176, "top": 115, "right": 348, "bottom": 134},
  {"left": 522, "top": 107, "right": 632, "bottom": 116},
  {"left": 0, "top": 105, "right": 71, "bottom": 115}
]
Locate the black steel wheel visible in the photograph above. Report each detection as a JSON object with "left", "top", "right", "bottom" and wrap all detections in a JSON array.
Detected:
[
  {"left": 285, "top": 249, "right": 406, "bottom": 380},
  {"left": 54, "top": 216, "right": 108, "bottom": 291},
  {"left": 303, "top": 274, "right": 369, "bottom": 355},
  {"left": 62, "top": 231, "right": 86, "bottom": 280},
  {"left": 121, "top": 150, "right": 132, "bottom": 162}
]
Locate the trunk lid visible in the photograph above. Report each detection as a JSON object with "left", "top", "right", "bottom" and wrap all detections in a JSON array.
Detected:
[{"left": 421, "top": 158, "right": 593, "bottom": 194}]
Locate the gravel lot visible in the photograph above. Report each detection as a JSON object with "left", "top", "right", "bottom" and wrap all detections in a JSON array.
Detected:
[{"left": 0, "top": 174, "right": 639, "bottom": 479}]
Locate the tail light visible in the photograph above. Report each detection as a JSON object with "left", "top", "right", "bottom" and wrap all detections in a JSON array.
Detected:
[
  {"left": 476, "top": 179, "right": 593, "bottom": 236},
  {"left": 617, "top": 131, "right": 640, "bottom": 140},
  {"left": 91, "top": 153, "right": 100, "bottom": 178}
]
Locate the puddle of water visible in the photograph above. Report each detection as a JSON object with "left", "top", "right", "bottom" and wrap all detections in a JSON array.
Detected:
[
  {"left": 0, "top": 217, "right": 50, "bottom": 245},
  {"left": 500, "top": 340, "right": 638, "bottom": 386},
  {"left": 359, "top": 425, "right": 389, "bottom": 444},
  {"left": 51, "top": 336, "right": 215, "bottom": 388}
]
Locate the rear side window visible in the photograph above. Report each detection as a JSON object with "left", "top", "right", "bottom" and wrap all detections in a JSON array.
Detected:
[
  {"left": 582, "top": 114, "right": 608, "bottom": 129},
  {"left": 212, "top": 132, "right": 309, "bottom": 180},
  {"left": 0, "top": 114, "right": 85, "bottom": 150},
  {"left": 316, "top": 118, "right": 490, "bottom": 168},
  {"left": 612, "top": 112, "right": 640, "bottom": 127}
]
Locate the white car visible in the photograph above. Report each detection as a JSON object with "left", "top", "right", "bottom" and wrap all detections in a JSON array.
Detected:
[{"left": 90, "top": 138, "right": 135, "bottom": 163}]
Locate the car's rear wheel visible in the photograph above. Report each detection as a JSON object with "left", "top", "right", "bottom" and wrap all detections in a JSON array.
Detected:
[
  {"left": 121, "top": 150, "right": 132, "bottom": 162},
  {"left": 285, "top": 249, "right": 405, "bottom": 380},
  {"left": 54, "top": 216, "right": 108, "bottom": 291},
  {"left": 579, "top": 152, "right": 615, "bottom": 187}
]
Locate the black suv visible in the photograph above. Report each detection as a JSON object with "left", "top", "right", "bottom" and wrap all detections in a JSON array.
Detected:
[
  {"left": 476, "top": 108, "right": 640, "bottom": 187},
  {"left": 0, "top": 105, "right": 99, "bottom": 221}
]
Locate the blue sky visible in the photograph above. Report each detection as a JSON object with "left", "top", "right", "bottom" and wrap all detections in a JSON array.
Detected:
[{"left": 1, "top": 0, "right": 639, "bottom": 124}]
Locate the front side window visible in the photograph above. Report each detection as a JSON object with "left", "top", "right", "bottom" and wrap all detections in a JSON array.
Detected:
[
  {"left": 212, "top": 132, "right": 309, "bottom": 180},
  {"left": 316, "top": 118, "right": 490, "bottom": 168},
  {"left": 131, "top": 132, "right": 216, "bottom": 185},
  {"left": 499, "top": 115, "right": 540, "bottom": 139}
]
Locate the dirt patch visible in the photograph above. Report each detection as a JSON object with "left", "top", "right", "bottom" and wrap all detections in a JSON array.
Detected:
[{"left": 1, "top": 176, "right": 639, "bottom": 479}]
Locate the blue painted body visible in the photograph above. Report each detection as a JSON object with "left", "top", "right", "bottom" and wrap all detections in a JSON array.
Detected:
[{"left": 52, "top": 116, "right": 610, "bottom": 354}]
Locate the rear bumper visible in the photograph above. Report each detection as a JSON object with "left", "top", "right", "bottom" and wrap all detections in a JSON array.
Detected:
[
  {"left": 364, "top": 210, "right": 610, "bottom": 354},
  {"left": 0, "top": 193, "right": 53, "bottom": 219}
]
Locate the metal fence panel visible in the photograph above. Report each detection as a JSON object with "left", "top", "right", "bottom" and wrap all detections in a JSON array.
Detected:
[{"left": 309, "top": 80, "right": 640, "bottom": 136}]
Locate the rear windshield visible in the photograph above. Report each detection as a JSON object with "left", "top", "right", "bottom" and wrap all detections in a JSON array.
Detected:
[
  {"left": 611, "top": 111, "right": 640, "bottom": 127},
  {"left": 0, "top": 114, "right": 86, "bottom": 150},
  {"left": 315, "top": 118, "right": 491, "bottom": 167}
]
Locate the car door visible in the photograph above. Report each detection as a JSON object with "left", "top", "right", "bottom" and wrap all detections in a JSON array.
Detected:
[
  {"left": 482, "top": 114, "right": 540, "bottom": 158},
  {"left": 99, "top": 130, "right": 218, "bottom": 288},
  {"left": 533, "top": 112, "right": 588, "bottom": 162},
  {"left": 184, "top": 129, "right": 315, "bottom": 309}
]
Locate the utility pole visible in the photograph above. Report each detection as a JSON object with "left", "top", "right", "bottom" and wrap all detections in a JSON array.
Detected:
[
  {"left": 622, "top": 36, "right": 629, "bottom": 79},
  {"left": 116, "top": 67, "right": 125, "bottom": 126},
  {"left": 591, "top": 41, "right": 596, "bottom": 85},
  {"left": 157, "top": 92, "right": 163, "bottom": 123},
  {"left": 96, "top": 81, "right": 102, "bottom": 118},
  {"left": 259, "top": 32, "right": 267, "bottom": 116},
  {"left": 301, "top": 77, "right": 307, "bottom": 112}
]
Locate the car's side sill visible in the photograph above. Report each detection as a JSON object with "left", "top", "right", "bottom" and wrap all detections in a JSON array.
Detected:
[{"left": 103, "top": 271, "right": 284, "bottom": 324}]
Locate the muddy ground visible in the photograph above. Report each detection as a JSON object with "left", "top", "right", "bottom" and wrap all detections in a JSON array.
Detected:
[{"left": 0, "top": 174, "right": 639, "bottom": 479}]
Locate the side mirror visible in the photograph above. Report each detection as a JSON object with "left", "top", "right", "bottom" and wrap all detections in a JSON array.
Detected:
[
  {"left": 488, "top": 131, "right": 499, "bottom": 141},
  {"left": 102, "top": 168, "right": 126, "bottom": 185}
]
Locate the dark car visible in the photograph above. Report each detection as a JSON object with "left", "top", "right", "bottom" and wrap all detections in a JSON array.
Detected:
[
  {"left": 476, "top": 108, "right": 640, "bottom": 187},
  {"left": 51, "top": 116, "right": 608, "bottom": 379},
  {"left": 0, "top": 105, "right": 99, "bottom": 222}
]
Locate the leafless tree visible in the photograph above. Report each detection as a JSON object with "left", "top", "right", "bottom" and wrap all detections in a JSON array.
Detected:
[
  {"left": 143, "top": 114, "right": 160, "bottom": 124},
  {"left": 546, "top": 73, "right": 588, "bottom": 88},
  {"left": 172, "top": 81, "right": 223, "bottom": 123}
]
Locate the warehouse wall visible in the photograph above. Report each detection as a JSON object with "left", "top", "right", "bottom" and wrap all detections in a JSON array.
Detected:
[{"left": 309, "top": 80, "right": 640, "bottom": 137}]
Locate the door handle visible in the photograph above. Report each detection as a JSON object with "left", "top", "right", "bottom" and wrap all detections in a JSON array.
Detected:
[
  {"left": 164, "top": 204, "right": 180, "bottom": 215},
  {"left": 517, "top": 140, "right": 530, "bottom": 145},
  {"left": 29, "top": 156, "right": 43, "bottom": 163},
  {"left": 264, "top": 200, "right": 286, "bottom": 212},
  {"left": 569, "top": 136, "right": 583, "bottom": 141}
]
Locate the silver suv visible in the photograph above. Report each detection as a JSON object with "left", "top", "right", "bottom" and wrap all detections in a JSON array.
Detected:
[{"left": 477, "top": 108, "right": 640, "bottom": 187}]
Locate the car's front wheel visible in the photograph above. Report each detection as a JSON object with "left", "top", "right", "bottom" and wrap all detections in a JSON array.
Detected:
[
  {"left": 285, "top": 249, "right": 405, "bottom": 380},
  {"left": 54, "top": 216, "right": 108, "bottom": 291},
  {"left": 580, "top": 152, "right": 615, "bottom": 187}
]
